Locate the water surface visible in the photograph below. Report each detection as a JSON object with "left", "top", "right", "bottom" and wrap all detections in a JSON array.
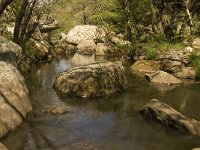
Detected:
[{"left": 2, "top": 55, "right": 200, "bottom": 150}]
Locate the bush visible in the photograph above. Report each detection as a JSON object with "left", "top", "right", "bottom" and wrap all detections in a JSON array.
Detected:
[
  {"left": 189, "top": 53, "right": 200, "bottom": 79},
  {"left": 116, "top": 43, "right": 138, "bottom": 54},
  {"left": 145, "top": 48, "right": 158, "bottom": 60},
  {"left": 143, "top": 41, "right": 158, "bottom": 60}
]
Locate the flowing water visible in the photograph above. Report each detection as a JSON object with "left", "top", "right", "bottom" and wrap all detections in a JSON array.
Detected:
[{"left": 2, "top": 55, "right": 200, "bottom": 150}]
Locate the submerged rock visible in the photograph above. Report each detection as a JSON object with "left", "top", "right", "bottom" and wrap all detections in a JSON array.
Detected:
[
  {"left": 70, "top": 142, "right": 97, "bottom": 150},
  {"left": 130, "top": 60, "right": 160, "bottom": 75},
  {"left": 41, "top": 103, "right": 69, "bottom": 114},
  {"left": 54, "top": 62, "right": 127, "bottom": 98},
  {"left": 140, "top": 99, "right": 200, "bottom": 136},
  {"left": 145, "top": 71, "right": 183, "bottom": 85},
  {"left": 0, "top": 61, "right": 32, "bottom": 138}
]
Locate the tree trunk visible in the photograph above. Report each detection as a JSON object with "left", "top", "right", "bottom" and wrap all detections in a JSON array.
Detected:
[
  {"left": 83, "top": 4, "right": 87, "bottom": 25},
  {"left": 124, "top": 0, "right": 132, "bottom": 42},
  {"left": 158, "top": 0, "right": 173, "bottom": 41},
  {"left": 20, "top": 0, "right": 37, "bottom": 41},
  {"left": 13, "top": 0, "right": 29, "bottom": 45},
  {"left": 185, "top": 0, "right": 193, "bottom": 34},
  {"left": 150, "top": 0, "right": 157, "bottom": 33},
  {"left": 0, "top": 0, "right": 14, "bottom": 16}
]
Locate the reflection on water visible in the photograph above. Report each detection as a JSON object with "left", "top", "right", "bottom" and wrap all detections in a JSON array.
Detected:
[
  {"left": 2, "top": 57, "right": 200, "bottom": 150},
  {"left": 70, "top": 53, "right": 106, "bottom": 67}
]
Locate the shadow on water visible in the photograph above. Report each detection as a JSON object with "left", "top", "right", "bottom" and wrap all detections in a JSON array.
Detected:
[{"left": 2, "top": 55, "right": 200, "bottom": 150}]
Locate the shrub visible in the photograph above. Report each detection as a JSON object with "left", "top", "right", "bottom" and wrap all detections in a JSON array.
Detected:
[
  {"left": 189, "top": 53, "right": 200, "bottom": 79},
  {"left": 145, "top": 48, "right": 158, "bottom": 60}
]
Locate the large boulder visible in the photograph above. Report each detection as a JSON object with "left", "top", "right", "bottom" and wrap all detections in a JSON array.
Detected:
[
  {"left": 145, "top": 71, "right": 183, "bottom": 85},
  {"left": 0, "top": 35, "right": 21, "bottom": 63},
  {"left": 130, "top": 60, "right": 160, "bottom": 75},
  {"left": 140, "top": 99, "right": 200, "bottom": 136},
  {"left": 54, "top": 62, "right": 127, "bottom": 98},
  {"left": 77, "top": 40, "right": 96, "bottom": 55},
  {"left": 0, "top": 61, "right": 32, "bottom": 138},
  {"left": 66, "top": 25, "right": 107, "bottom": 45}
]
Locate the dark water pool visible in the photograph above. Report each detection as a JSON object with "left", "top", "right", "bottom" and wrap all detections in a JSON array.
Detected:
[{"left": 2, "top": 56, "right": 200, "bottom": 150}]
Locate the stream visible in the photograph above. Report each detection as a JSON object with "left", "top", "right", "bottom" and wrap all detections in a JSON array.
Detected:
[{"left": 2, "top": 55, "right": 200, "bottom": 150}]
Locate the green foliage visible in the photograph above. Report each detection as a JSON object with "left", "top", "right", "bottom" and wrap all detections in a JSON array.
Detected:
[
  {"left": 88, "top": 11, "right": 123, "bottom": 32},
  {"left": 145, "top": 48, "right": 158, "bottom": 60},
  {"left": 189, "top": 52, "right": 200, "bottom": 79},
  {"left": 142, "top": 43, "right": 158, "bottom": 60},
  {"left": 144, "top": 40, "right": 185, "bottom": 51},
  {"left": 117, "top": 43, "right": 137, "bottom": 54},
  {"left": 142, "top": 40, "right": 185, "bottom": 60},
  {"left": 59, "top": 18, "right": 74, "bottom": 33}
]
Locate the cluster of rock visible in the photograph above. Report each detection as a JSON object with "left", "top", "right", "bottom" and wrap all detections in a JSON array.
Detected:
[
  {"left": 0, "top": 36, "right": 32, "bottom": 143},
  {"left": 0, "top": 9, "right": 60, "bottom": 72},
  {"left": 56, "top": 25, "right": 130, "bottom": 56},
  {"left": 53, "top": 25, "right": 129, "bottom": 98},
  {"left": 140, "top": 99, "right": 200, "bottom": 136},
  {"left": 54, "top": 62, "right": 127, "bottom": 98},
  {"left": 130, "top": 39, "right": 200, "bottom": 85},
  {"left": 19, "top": 16, "right": 61, "bottom": 72}
]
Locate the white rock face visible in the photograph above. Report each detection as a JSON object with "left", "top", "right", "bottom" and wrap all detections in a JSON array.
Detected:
[{"left": 66, "top": 25, "right": 106, "bottom": 45}]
